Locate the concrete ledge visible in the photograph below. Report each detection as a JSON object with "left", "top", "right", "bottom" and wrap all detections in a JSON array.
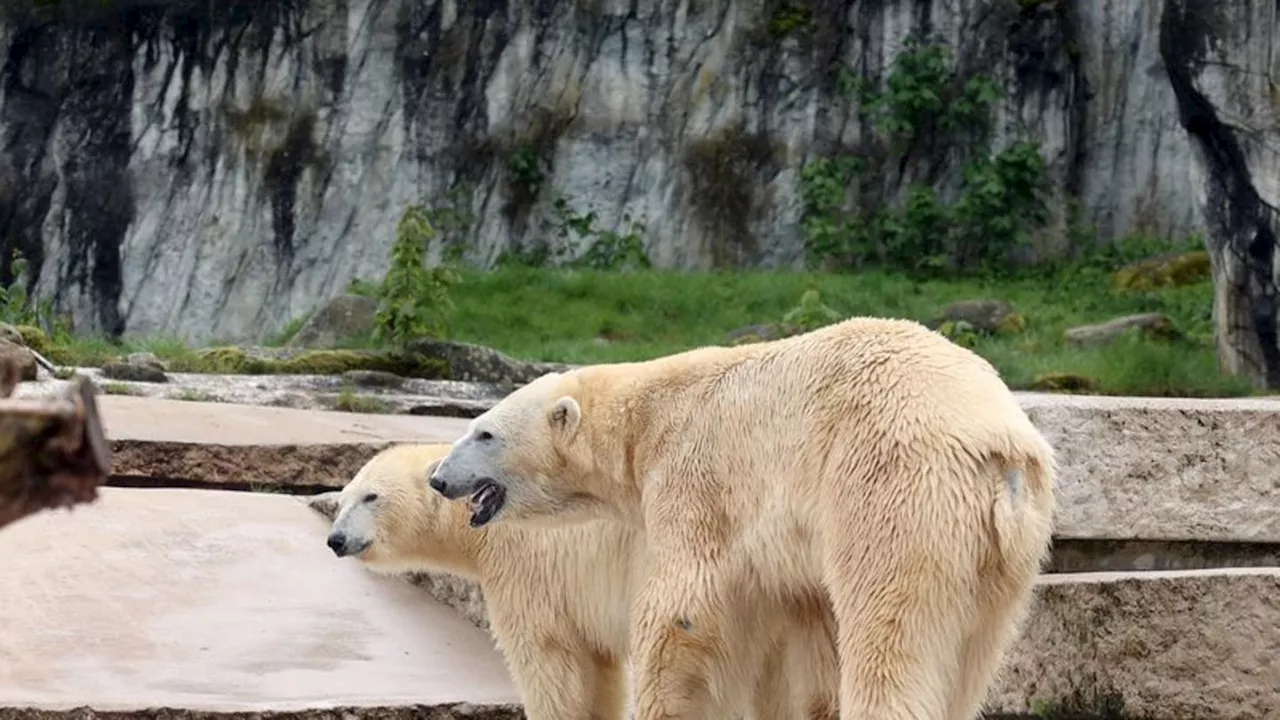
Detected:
[
  {"left": 0, "top": 487, "right": 519, "bottom": 715},
  {"left": 1019, "top": 392, "right": 1280, "bottom": 544},
  {"left": 98, "top": 396, "right": 470, "bottom": 489},
  {"left": 89, "top": 393, "right": 1280, "bottom": 545},
  {"left": 990, "top": 567, "right": 1280, "bottom": 719},
  {"left": 109, "top": 440, "right": 393, "bottom": 492}
]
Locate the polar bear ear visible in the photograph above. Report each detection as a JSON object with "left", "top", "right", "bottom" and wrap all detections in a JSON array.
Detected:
[{"left": 548, "top": 396, "right": 581, "bottom": 437}]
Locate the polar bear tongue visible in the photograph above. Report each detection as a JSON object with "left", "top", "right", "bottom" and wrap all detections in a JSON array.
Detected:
[{"left": 469, "top": 481, "right": 506, "bottom": 527}]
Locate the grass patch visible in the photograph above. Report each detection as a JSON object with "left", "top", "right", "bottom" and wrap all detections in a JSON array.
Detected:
[
  {"left": 331, "top": 387, "right": 394, "bottom": 414},
  {"left": 99, "top": 382, "right": 143, "bottom": 396},
  {"left": 435, "top": 264, "right": 1254, "bottom": 398}
]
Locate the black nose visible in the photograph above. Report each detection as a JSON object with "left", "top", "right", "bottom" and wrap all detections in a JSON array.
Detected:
[
  {"left": 326, "top": 532, "right": 346, "bottom": 556},
  {"left": 429, "top": 476, "right": 447, "bottom": 495}
]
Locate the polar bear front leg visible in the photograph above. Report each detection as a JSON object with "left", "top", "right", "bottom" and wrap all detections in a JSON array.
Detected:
[
  {"left": 629, "top": 570, "right": 737, "bottom": 719},
  {"left": 628, "top": 478, "right": 745, "bottom": 719},
  {"left": 499, "top": 639, "right": 610, "bottom": 720}
]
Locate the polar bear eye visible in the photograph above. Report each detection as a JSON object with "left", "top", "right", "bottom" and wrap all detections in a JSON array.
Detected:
[
  {"left": 477, "top": 431, "right": 494, "bottom": 441},
  {"left": 363, "top": 493, "right": 379, "bottom": 503}
]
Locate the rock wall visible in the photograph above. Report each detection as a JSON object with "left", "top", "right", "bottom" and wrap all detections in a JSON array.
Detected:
[{"left": 0, "top": 0, "right": 1267, "bottom": 343}]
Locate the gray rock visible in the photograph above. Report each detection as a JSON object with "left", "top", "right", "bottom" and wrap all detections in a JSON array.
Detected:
[
  {"left": 286, "top": 294, "right": 378, "bottom": 349},
  {"left": 1063, "top": 313, "right": 1181, "bottom": 348},
  {"left": 99, "top": 362, "right": 168, "bottom": 383},
  {"left": 936, "top": 299, "right": 1018, "bottom": 335},
  {"left": 406, "top": 398, "right": 495, "bottom": 419},
  {"left": 406, "top": 337, "right": 572, "bottom": 386},
  {"left": 125, "top": 351, "right": 168, "bottom": 372},
  {"left": 342, "top": 369, "right": 405, "bottom": 389}
]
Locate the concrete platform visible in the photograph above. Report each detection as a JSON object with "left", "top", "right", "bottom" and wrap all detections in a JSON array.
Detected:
[{"left": 0, "top": 487, "right": 520, "bottom": 715}]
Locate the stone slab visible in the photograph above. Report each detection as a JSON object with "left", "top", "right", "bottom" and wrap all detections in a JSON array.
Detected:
[
  {"left": 0, "top": 487, "right": 520, "bottom": 714},
  {"left": 991, "top": 567, "right": 1280, "bottom": 720},
  {"left": 99, "top": 396, "right": 471, "bottom": 490}
]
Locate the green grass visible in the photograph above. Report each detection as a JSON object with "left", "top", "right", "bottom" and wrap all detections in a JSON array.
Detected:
[
  {"left": 34, "top": 262, "right": 1262, "bottom": 399},
  {"left": 436, "top": 264, "right": 1255, "bottom": 398}
]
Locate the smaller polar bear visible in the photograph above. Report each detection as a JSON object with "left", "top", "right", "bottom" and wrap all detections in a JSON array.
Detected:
[
  {"left": 314, "top": 442, "right": 838, "bottom": 720},
  {"left": 427, "top": 316, "right": 1057, "bottom": 720}
]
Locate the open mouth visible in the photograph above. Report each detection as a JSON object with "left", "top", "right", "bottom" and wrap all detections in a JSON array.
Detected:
[{"left": 468, "top": 480, "right": 506, "bottom": 528}]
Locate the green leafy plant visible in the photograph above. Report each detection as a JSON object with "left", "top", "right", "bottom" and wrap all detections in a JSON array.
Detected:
[
  {"left": 800, "top": 36, "right": 1049, "bottom": 277},
  {"left": 373, "top": 205, "right": 461, "bottom": 348},
  {"left": 782, "top": 288, "right": 842, "bottom": 332},
  {"left": 497, "top": 196, "right": 652, "bottom": 272},
  {"left": 552, "top": 197, "right": 651, "bottom": 272}
]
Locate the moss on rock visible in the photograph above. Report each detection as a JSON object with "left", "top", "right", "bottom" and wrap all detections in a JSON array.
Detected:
[
  {"left": 13, "top": 325, "right": 49, "bottom": 353},
  {"left": 1112, "top": 250, "right": 1211, "bottom": 292},
  {"left": 996, "top": 311, "right": 1028, "bottom": 335},
  {"left": 1029, "top": 372, "right": 1098, "bottom": 393},
  {"left": 177, "top": 347, "right": 449, "bottom": 379}
]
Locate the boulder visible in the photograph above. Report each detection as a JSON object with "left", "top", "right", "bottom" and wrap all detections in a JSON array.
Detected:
[
  {"left": 405, "top": 337, "right": 573, "bottom": 386},
  {"left": 100, "top": 361, "right": 169, "bottom": 384},
  {"left": 100, "top": 352, "right": 171, "bottom": 384},
  {"left": 285, "top": 294, "right": 377, "bottom": 349},
  {"left": 1063, "top": 313, "right": 1182, "bottom": 348},
  {"left": 936, "top": 299, "right": 1024, "bottom": 335}
]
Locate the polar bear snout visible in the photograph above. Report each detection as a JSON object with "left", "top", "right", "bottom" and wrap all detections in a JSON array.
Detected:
[
  {"left": 326, "top": 530, "right": 369, "bottom": 558},
  {"left": 427, "top": 470, "right": 477, "bottom": 500}
]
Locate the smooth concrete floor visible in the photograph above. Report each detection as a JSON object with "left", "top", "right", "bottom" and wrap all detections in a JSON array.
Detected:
[{"left": 0, "top": 486, "right": 519, "bottom": 712}]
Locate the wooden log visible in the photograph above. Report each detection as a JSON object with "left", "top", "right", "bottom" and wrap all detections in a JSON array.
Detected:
[{"left": 0, "top": 357, "right": 111, "bottom": 531}]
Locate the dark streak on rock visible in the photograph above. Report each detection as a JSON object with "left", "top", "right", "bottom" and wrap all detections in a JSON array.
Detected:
[
  {"left": 0, "top": 0, "right": 313, "bottom": 339},
  {"left": 1160, "top": 0, "right": 1280, "bottom": 387}
]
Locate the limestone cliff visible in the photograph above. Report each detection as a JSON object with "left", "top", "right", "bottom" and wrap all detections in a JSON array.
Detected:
[{"left": 0, "top": 0, "right": 1272, "bottom": 350}]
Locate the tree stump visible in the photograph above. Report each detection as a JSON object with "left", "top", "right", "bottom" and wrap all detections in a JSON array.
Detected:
[{"left": 0, "top": 357, "right": 111, "bottom": 530}]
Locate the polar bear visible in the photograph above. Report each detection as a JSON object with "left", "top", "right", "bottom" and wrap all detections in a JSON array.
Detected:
[
  {"left": 317, "top": 442, "right": 838, "bottom": 720},
  {"left": 426, "top": 316, "right": 1057, "bottom": 720}
]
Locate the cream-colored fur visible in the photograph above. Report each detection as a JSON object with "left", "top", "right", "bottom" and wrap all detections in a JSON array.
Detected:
[
  {"left": 320, "top": 443, "right": 838, "bottom": 720},
  {"left": 428, "top": 316, "right": 1057, "bottom": 720}
]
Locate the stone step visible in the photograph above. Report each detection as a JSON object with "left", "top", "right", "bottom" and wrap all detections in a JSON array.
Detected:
[
  {"left": 88, "top": 392, "right": 1280, "bottom": 546},
  {"left": 991, "top": 567, "right": 1280, "bottom": 720},
  {"left": 1019, "top": 392, "right": 1280, "bottom": 544},
  {"left": 0, "top": 486, "right": 519, "bottom": 717}
]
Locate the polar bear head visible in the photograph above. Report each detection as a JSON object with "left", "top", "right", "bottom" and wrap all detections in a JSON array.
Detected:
[
  {"left": 427, "top": 370, "right": 604, "bottom": 528},
  {"left": 323, "top": 443, "right": 459, "bottom": 574}
]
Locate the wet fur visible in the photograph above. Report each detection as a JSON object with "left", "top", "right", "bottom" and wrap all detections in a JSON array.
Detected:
[
  {"left": 324, "top": 443, "right": 838, "bottom": 720},
  {"left": 430, "top": 316, "right": 1056, "bottom": 720}
]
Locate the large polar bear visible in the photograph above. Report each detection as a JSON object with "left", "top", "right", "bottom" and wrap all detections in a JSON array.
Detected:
[
  {"left": 426, "top": 316, "right": 1057, "bottom": 720},
  {"left": 317, "top": 442, "right": 838, "bottom": 720}
]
